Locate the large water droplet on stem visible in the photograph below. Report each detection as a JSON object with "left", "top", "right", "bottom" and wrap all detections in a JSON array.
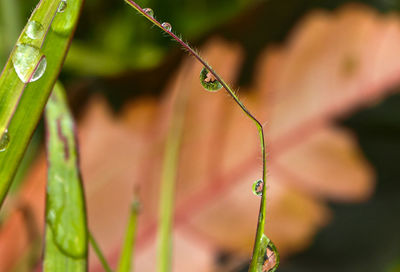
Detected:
[
  {"left": 259, "top": 235, "right": 279, "bottom": 272},
  {"left": 0, "top": 130, "right": 10, "bottom": 152},
  {"left": 26, "top": 21, "right": 44, "bottom": 40},
  {"left": 58, "top": 0, "right": 67, "bottom": 13},
  {"left": 252, "top": 179, "right": 263, "bottom": 196},
  {"left": 161, "top": 22, "right": 172, "bottom": 31},
  {"left": 12, "top": 44, "right": 47, "bottom": 83},
  {"left": 143, "top": 8, "right": 154, "bottom": 18},
  {"left": 200, "top": 67, "right": 222, "bottom": 92}
]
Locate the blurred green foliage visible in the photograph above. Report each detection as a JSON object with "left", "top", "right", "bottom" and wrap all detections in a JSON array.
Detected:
[
  {"left": 1, "top": 0, "right": 256, "bottom": 75},
  {"left": 2, "top": 0, "right": 400, "bottom": 78},
  {"left": 0, "top": 0, "right": 21, "bottom": 65},
  {"left": 63, "top": 0, "right": 257, "bottom": 76}
]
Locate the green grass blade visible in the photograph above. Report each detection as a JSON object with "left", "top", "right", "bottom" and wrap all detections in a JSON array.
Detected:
[
  {"left": 157, "top": 78, "right": 190, "bottom": 272},
  {"left": 117, "top": 199, "right": 141, "bottom": 272},
  {"left": 0, "top": 0, "right": 84, "bottom": 207},
  {"left": 89, "top": 232, "right": 113, "bottom": 272},
  {"left": 43, "top": 82, "right": 87, "bottom": 271}
]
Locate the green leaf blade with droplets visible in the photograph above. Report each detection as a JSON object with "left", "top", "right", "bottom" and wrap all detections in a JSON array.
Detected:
[
  {"left": 0, "top": 0, "right": 84, "bottom": 207},
  {"left": 0, "top": 0, "right": 60, "bottom": 133},
  {"left": 43, "top": 82, "right": 88, "bottom": 271}
]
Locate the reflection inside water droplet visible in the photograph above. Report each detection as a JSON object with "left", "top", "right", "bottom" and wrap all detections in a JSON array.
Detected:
[
  {"left": 0, "top": 130, "right": 10, "bottom": 152},
  {"left": 252, "top": 179, "right": 263, "bottom": 196},
  {"left": 12, "top": 44, "right": 47, "bottom": 83},
  {"left": 143, "top": 8, "right": 154, "bottom": 17},
  {"left": 58, "top": 0, "right": 67, "bottom": 12},
  {"left": 26, "top": 21, "right": 44, "bottom": 40},
  {"left": 161, "top": 22, "right": 172, "bottom": 31},
  {"left": 259, "top": 235, "right": 279, "bottom": 272},
  {"left": 199, "top": 67, "right": 222, "bottom": 92}
]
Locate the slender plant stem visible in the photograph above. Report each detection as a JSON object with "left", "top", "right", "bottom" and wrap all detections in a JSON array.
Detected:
[
  {"left": 124, "top": 1, "right": 268, "bottom": 271},
  {"left": 117, "top": 199, "right": 141, "bottom": 272},
  {"left": 156, "top": 64, "right": 190, "bottom": 272},
  {"left": 89, "top": 232, "right": 113, "bottom": 272}
]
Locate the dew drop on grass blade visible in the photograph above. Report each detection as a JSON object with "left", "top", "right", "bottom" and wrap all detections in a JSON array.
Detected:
[{"left": 0, "top": 0, "right": 84, "bottom": 208}]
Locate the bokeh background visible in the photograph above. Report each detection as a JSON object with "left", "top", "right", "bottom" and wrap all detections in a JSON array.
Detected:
[{"left": 1, "top": 0, "right": 400, "bottom": 271}]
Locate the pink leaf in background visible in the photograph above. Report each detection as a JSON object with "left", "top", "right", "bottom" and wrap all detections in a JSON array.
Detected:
[{"left": 3, "top": 4, "right": 400, "bottom": 271}]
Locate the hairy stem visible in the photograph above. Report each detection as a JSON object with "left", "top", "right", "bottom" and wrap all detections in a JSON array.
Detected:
[{"left": 124, "top": 1, "right": 268, "bottom": 271}]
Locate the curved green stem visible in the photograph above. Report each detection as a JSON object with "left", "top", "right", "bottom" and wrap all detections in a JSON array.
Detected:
[{"left": 124, "top": 1, "right": 269, "bottom": 271}]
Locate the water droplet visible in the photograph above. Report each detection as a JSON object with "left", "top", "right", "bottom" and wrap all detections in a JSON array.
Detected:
[
  {"left": 31, "top": 57, "right": 47, "bottom": 82},
  {"left": 263, "top": 241, "right": 279, "bottom": 272},
  {"left": 26, "top": 21, "right": 44, "bottom": 40},
  {"left": 143, "top": 8, "right": 154, "bottom": 18},
  {"left": 252, "top": 179, "right": 263, "bottom": 196},
  {"left": 0, "top": 130, "right": 10, "bottom": 152},
  {"left": 200, "top": 67, "right": 222, "bottom": 92},
  {"left": 52, "top": 0, "right": 74, "bottom": 34},
  {"left": 12, "top": 44, "right": 47, "bottom": 83},
  {"left": 58, "top": 0, "right": 67, "bottom": 12},
  {"left": 259, "top": 235, "right": 279, "bottom": 272},
  {"left": 162, "top": 22, "right": 172, "bottom": 31}
]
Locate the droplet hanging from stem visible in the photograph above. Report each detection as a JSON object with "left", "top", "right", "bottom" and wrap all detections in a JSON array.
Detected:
[
  {"left": 161, "top": 22, "right": 172, "bottom": 31},
  {"left": 252, "top": 179, "right": 263, "bottom": 196},
  {"left": 199, "top": 67, "right": 222, "bottom": 92},
  {"left": 258, "top": 234, "right": 279, "bottom": 272},
  {"left": 143, "top": 8, "right": 154, "bottom": 17}
]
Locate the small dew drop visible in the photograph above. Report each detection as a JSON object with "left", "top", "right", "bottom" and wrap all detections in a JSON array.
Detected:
[
  {"left": 26, "top": 21, "right": 44, "bottom": 40},
  {"left": 12, "top": 44, "right": 47, "bottom": 83},
  {"left": 143, "top": 8, "right": 154, "bottom": 18},
  {"left": 58, "top": 0, "right": 67, "bottom": 12},
  {"left": 200, "top": 67, "right": 222, "bottom": 92},
  {"left": 0, "top": 130, "right": 10, "bottom": 152},
  {"left": 252, "top": 179, "right": 263, "bottom": 196},
  {"left": 161, "top": 22, "right": 172, "bottom": 32}
]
